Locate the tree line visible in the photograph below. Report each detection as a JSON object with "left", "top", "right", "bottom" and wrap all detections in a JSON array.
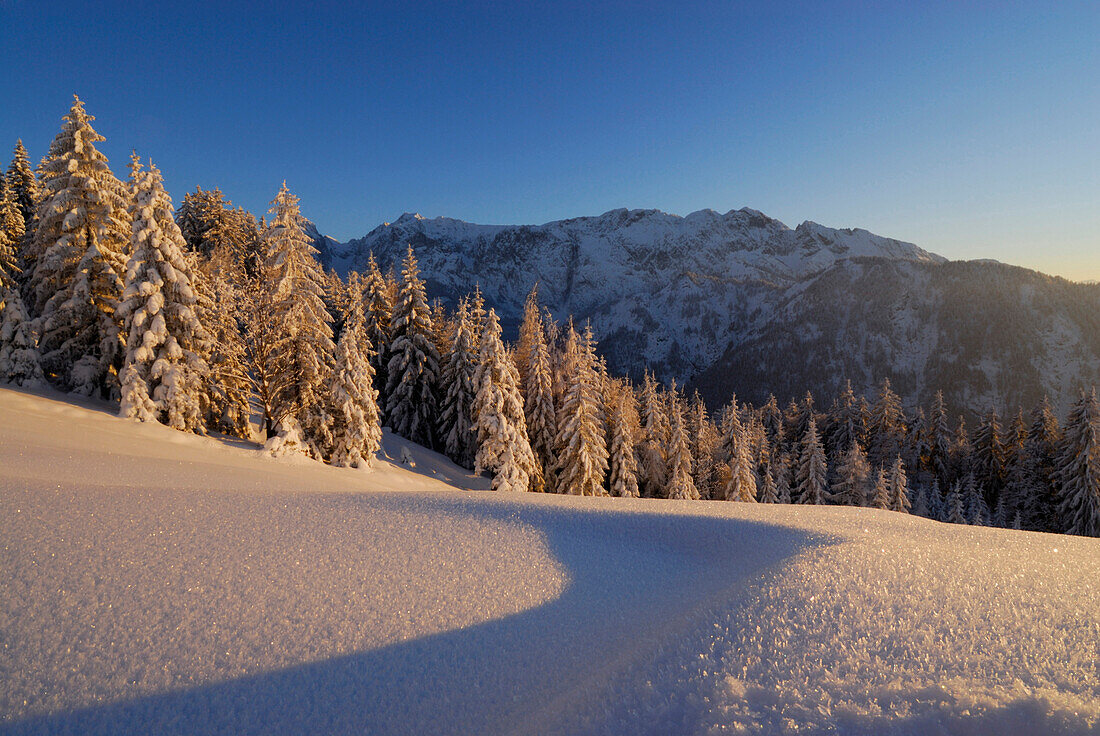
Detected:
[{"left": 1, "top": 97, "right": 1097, "bottom": 537}]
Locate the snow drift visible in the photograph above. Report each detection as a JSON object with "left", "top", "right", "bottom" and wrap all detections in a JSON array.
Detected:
[{"left": 1, "top": 385, "right": 1097, "bottom": 735}]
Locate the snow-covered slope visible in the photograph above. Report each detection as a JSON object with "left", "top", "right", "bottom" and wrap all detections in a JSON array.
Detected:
[{"left": 2, "top": 385, "right": 1097, "bottom": 735}]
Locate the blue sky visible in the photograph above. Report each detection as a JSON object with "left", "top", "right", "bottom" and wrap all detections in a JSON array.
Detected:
[{"left": 2, "top": 1, "right": 1097, "bottom": 280}]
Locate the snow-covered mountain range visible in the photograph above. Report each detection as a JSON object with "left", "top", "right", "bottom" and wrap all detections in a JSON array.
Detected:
[{"left": 329, "top": 207, "right": 1100, "bottom": 415}]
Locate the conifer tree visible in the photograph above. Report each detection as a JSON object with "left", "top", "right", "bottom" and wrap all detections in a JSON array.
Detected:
[
  {"left": 760, "top": 462, "right": 780, "bottom": 503},
  {"left": 439, "top": 299, "right": 478, "bottom": 468},
  {"left": 869, "top": 468, "right": 891, "bottom": 510},
  {"left": 946, "top": 481, "right": 968, "bottom": 524},
  {"left": 329, "top": 286, "right": 382, "bottom": 468},
  {"left": 1028, "top": 396, "right": 1063, "bottom": 531},
  {"left": 30, "top": 96, "right": 130, "bottom": 395},
  {"left": 929, "top": 390, "right": 955, "bottom": 487},
  {"left": 514, "top": 284, "right": 543, "bottom": 397},
  {"left": 775, "top": 451, "right": 793, "bottom": 503},
  {"left": 523, "top": 309, "right": 557, "bottom": 490},
  {"left": 689, "top": 393, "right": 719, "bottom": 498},
  {"left": 828, "top": 380, "right": 862, "bottom": 458},
  {"left": 0, "top": 176, "right": 24, "bottom": 288},
  {"left": 194, "top": 258, "right": 252, "bottom": 437},
  {"left": 868, "top": 378, "right": 906, "bottom": 468},
  {"left": 385, "top": 245, "right": 439, "bottom": 448},
  {"left": 888, "top": 456, "right": 911, "bottom": 513},
  {"left": 554, "top": 322, "right": 608, "bottom": 495},
  {"left": 0, "top": 287, "right": 43, "bottom": 385},
  {"left": 473, "top": 308, "right": 538, "bottom": 492},
  {"left": 117, "top": 159, "right": 208, "bottom": 432},
  {"left": 972, "top": 409, "right": 1006, "bottom": 506},
  {"left": 1054, "top": 389, "right": 1100, "bottom": 537},
  {"left": 361, "top": 253, "right": 393, "bottom": 401},
  {"left": 665, "top": 389, "right": 699, "bottom": 500},
  {"left": 261, "top": 183, "right": 335, "bottom": 454},
  {"left": 911, "top": 482, "right": 931, "bottom": 518},
  {"left": 796, "top": 417, "right": 828, "bottom": 504},
  {"left": 6, "top": 140, "right": 39, "bottom": 237},
  {"left": 964, "top": 473, "right": 990, "bottom": 525},
  {"left": 637, "top": 370, "right": 669, "bottom": 497},
  {"left": 720, "top": 401, "right": 757, "bottom": 502},
  {"left": 607, "top": 381, "right": 641, "bottom": 498},
  {"left": 830, "top": 441, "right": 871, "bottom": 506}
]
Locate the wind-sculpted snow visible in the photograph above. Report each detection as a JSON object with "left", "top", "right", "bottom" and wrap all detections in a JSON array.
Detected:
[
  {"left": 2, "top": 386, "right": 1098, "bottom": 735},
  {"left": 562, "top": 506, "right": 1100, "bottom": 735}
]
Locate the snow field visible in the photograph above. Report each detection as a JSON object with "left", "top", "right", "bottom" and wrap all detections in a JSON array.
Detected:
[{"left": 2, "top": 385, "right": 1098, "bottom": 735}]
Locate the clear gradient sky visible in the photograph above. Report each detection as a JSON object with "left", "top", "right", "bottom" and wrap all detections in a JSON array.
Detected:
[{"left": 2, "top": 1, "right": 1097, "bottom": 280}]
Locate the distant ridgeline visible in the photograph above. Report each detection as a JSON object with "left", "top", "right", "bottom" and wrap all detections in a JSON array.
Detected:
[
  {"left": 333, "top": 209, "right": 1100, "bottom": 420},
  {"left": 2, "top": 97, "right": 1099, "bottom": 538}
]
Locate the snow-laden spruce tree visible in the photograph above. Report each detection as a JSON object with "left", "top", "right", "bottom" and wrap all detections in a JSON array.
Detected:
[
  {"left": 869, "top": 468, "right": 891, "bottom": 510},
  {"left": 361, "top": 253, "right": 393, "bottom": 405},
  {"left": 7, "top": 140, "right": 39, "bottom": 242},
  {"left": 29, "top": 97, "right": 130, "bottom": 395},
  {"left": 116, "top": 158, "right": 208, "bottom": 432},
  {"left": 553, "top": 322, "right": 608, "bottom": 495},
  {"left": 606, "top": 380, "right": 641, "bottom": 498},
  {"left": 972, "top": 409, "right": 1006, "bottom": 506},
  {"left": 796, "top": 417, "right": 828, "bottom": 504},
  {"left": 472, "top": 308, "right": 538, "bottom": 492},
  {"left": 720, "top": 401, "right": 757, "bottom": 502},
  {"left": 439, "top": 298, "right": 478, "bottom": 468},
  {"left": 329, "top": 286, "right": 382, "bottom": 468},
  {"left": 1055, "top": 388, "right": 1100, "bottom": 537},
  {"left": 946, "top": 481, "right": 968, "bottom": 524},
  {"left": 523, "top": 309, "right": 557, "bottom": 491},
  {"left": 0, "top": 176, "right": 24, "bottom": 288},
  {"left": 929, "top": 390, "right": 955, "bottom": 487},
  {"left": 827, "top": 379, "right": 864, "bottom": 459},
  {"left": 964, "top": 473, "right": 990, "bottom": 526},
  {"left": 868, "top": 378, "right": 906, "bottom": 468},
  {"left": 888, "top": 455, "right": 911, "bottom": 513},
  {"left": 191, "top": 251, "right": 252, "bottom": 438},
  {"left": 665, "top": 387, "right": 699, "bottom": 500},
  {"left": 775, "top": 451, "right": 794, "bottom": 503},
  {"left": 385, "top": 245, "right": 439, "bottom": 448},
  {"left": 830, "top": 441, "right": 870, "bottom": 506},
  {"left": 0, "top": 286, "right": 43, "bottom": 385},
  {"left": 760, "top": 462, "right": 780, "bottom": 503},
  {"left": 514, "top": 284, "right": 543, "bottom": 398},
  {"left": 637, "top": 370, "right": 669, "bottom": 497},
  {"left": 261, "top": 183, "right": 336, "bottom": 455}
]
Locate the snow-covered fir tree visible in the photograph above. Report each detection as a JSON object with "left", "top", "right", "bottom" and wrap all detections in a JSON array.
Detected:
[
  {"left": 361, "top": 253, "right": 393, "bottom": 402},
  {"left": 720, "top": 400, "right": 757, "bottom": 502},
  {"left": 472, "top": 308, "right": 538, "bottom": 492},
  {"left": 775, "top": 451, "right": 793, "bottom": 503},
  {"left": 0, "top": 286, "right": 43, "bottom": 385},
  {"left": 6, "top": 140, "right": 39, "bottom": 238},
  {"left": 514, "top": 284, "right": 543, "bottom": 398},
  {"left": 796, "top": 416, "right": 828, "bottom": 504},
  {"left": 329, "top": 286, "right": 382, "bottom": 468},
  {"left": 606, "top": 380, "right": 641, "bottom": 498},
  {"left": 869, "top": 467, "right": 891, "bottom": 510},
  {"left": 29, "top": 96, "right": 130, "bottom": 396},
  {"left": 830, "top": 441, "right": 870, "bottom": 506},
  {"left": 385, "top": 245, "right": 439, "bottom": 448},
  {"left": 192, "top": 253, "right": 252, "bottom": 438},
  {"left": 868, "top": 378, "right": 906, "bottom": 468},
  {"left": 637, "top": 370, "right": 669, "bottom": 497},
  {"left": 972, "top": 409, "right": 1006, "bottom": 507},
  {"left": 116, "top": 158, "right": 208, "bottom": 432},
  {"left": 888, "top": 455, "right": 911, "bottom": 513},
  {"left": 760, "top": 462, "right": 780, "bottom": 503},
  {"left": 0, "top": 176, "right": 24, "bottom": 288},
  {"left": 1054, "top": 388, "right": 1100, "bottom": 537},
  {"left": 523, "top": 309, "right": 557, "bottom": 490},
  {"left": 261, "top": 183, "right": 335, "bottom": 455},
  {"left": 946, "top": 481, "right": 968, "bottom": 524},
  {"left": 963, "top": 473, "right": 990, "bottom": 526},
  {"left": 665, "top": 388, "right": 699, "bottom": 500},
  {"left": 928, "top": 390, "right": 954, "bottom": 487},
  {"left": 554, "top": 322, "right": 608, "bottom": 496},
  {"left": 438, "top": 299, "right": 478, "bottom": 468}
]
